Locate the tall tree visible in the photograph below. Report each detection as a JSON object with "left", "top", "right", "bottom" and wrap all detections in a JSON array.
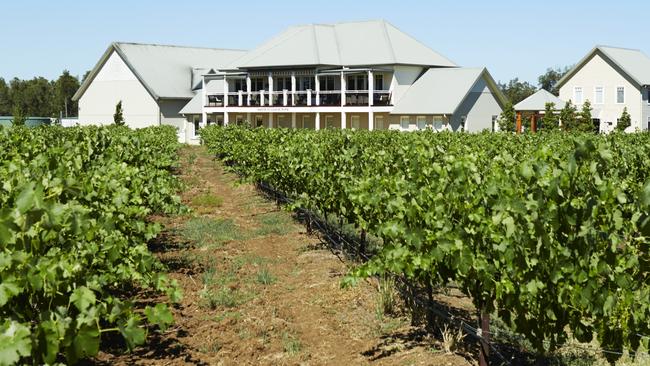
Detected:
[
  {"left": 540, "top": 102, "right": 559, "bottom": 131},
  {"left": 538, "top": 66, "right": 572, "bottom": 96},
  {"left": 559, "top": 101, "right": 577, "bottom": 131},
  {"left": 114, "top": 101, "right": 125, "bottom": 126},
  {"left": 11, "top": 105, "right": 26, "bottom": 126},
  {"left": 577, "top": 100, "right": 594, "bottom": 132},
  {"left": 497, "top": 102, "right": 516, "bottom": 132},
  {"left": 53, "top": 70, "right": 80, "bottom": 117},
  {"left": 498, "top": 78, "right": 537, "bottom": 104},
  {"left": 0, "top": 78, "right": 10, "bottom": 115}
]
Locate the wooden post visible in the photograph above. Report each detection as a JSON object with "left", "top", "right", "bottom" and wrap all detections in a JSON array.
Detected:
[
  {"left": 478, "top": 311, "right": 491, "bottom": 366},
  {"left": 531, "top": 114, "right": 537, "bottom": 133},
  {"left": 516, "top": 111, "right": 522, "bottom": 134}
]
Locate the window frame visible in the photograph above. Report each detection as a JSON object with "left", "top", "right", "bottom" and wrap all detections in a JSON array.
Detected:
[
  {"left": 374, "top": 115, "right": 384, "bottom": 130},
  {"left": 302, "top": 115, "right": 311, "bottom": 129},
  {"left": 325, "top": 115, "right": 334, "bottom": 128},
  {"left": 416, "top": 116, "right": 427, "bottom": 130},
  {"left": 574, "top": 86, "right": 583, "bottom": 105},
  {"left": 374, "top": 74, "right": 384, "bottom": 90},
  {"left": 433, "top": 116, "right": 443, "bottom": 131},
  {"left": 616, "top": 86, "right": 625, "bottom": 104},
  {"left": 594, "top": 86, "right": 604, "bottom": 104},
  {"left": 400, "top": 116, "right": 410, "bottom": 130}
]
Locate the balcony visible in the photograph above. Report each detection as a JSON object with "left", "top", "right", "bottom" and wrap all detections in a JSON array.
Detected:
[{"left": 205, "top": 90, "right": 391, "bottom": 108}]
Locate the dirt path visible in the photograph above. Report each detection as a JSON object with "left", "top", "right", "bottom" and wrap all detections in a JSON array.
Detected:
[{"left": 94, "top": 145, "right": 473, "bottom": 366}]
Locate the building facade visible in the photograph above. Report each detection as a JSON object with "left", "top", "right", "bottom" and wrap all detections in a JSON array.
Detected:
[{"left": 557, "top": 46, "right": 650, "bottom": 133}]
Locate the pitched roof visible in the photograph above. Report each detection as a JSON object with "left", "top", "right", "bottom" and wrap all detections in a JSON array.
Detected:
[
  {"left": 556, "top": 46, "right": 650, "bottom": 89},
  {"left": 514, "top": 89, "right": 565, "bottom": 111},
  {"left": 231, "top": 20, "right": 456, "bottom": 69},
  {"left": 179, "top": 92, "right": 203, "bottom": 115},
  {"left": 73, "top": 43, "right": 246, "bottom": 101},
  {"left": 391, "top": 67, "right": 506, "bottom": 115}
]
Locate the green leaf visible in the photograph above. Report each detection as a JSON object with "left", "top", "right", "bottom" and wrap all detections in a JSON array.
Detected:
[
  {"left": 144, "top": 304, "right": 174, "bottom": 332},
  {"left": 0, "top": 320, "right": 31, "bottom": 366},
  {"left": 15, "top": 183, "right": 36, "bottom": 214},
  {"left": 72, "top": 325, "right": 100, "bottom": 359},
  {"left": 69, "top": 287, "right": 96, "bottom": 312},
  {"left": 0, "top": 281, "right": 22, "bottom": 307},
  {"left": 120, "top": 316, "right": 146, "bottom": 351}
]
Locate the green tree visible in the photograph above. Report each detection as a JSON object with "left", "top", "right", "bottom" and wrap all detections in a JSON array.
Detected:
[
  {"left": 540, "top": 102, "right": 558, "bottom": 131},
  {"left": 12, "top": 105, "right": 26, "bottom": 126},
  {"left": 0, "top": 78, "right": 10, "bottom": 115},
  {"left": 577, "top": 100, "right": 594, "bottom": 132},
  {"left": 114, "top": 101, "right": 125, "bottom": 126},
  {"left": 497, "top": 102, "right": 516, "bottom": 132},
  {"left": 53, "top": 70, "right": 80, "bottom": 118},
  {"left": 498, "top": 78, "right": 537, "bottom": 104},
  {"left": 559, "top": 101, "right": 577, "bottom": 131},
  {"left": 616, "top": 107, "right": 631, "bottom": 132},
  {"left": 538, "top": 66, "right": 571, "bottom": 96}
]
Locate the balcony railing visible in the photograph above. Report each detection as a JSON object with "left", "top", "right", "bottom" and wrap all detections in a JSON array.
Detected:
[{"left": 205, "top": 90, "right": 391, "bottom": 107}]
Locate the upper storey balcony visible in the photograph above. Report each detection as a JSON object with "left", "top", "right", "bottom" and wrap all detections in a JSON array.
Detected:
[{"left": 203, "top": 69, "right": 393, "bottom": 108}]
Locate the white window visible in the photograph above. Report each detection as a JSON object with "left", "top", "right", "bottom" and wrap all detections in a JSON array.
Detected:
[
  {"left": 594, "top": 87, "right": 604, "bottom": 104},
  {"left": 617, "top": 87, "right": 625, "bottom": 104},
  {"left": 492, "top": 115, "right": 499, "bottom": 131},
  {"left": 574, "top": 87, "right": 583, "bottom": 104},
  {"left": 351, "top": 115, "right": 360, "bottom": 129},
  {"left": 433, "top": 116, "right": 444, "bottom": 131},
  {"left": 416, "top": 116, "right": 426, "bottom": 130},
  {"left": 277, "top": 114, "right": 288, "bottom": 128},
  {"left": 400, "top": 116, "right": 410, "bottom": 130},
  {"left": 302, "top": 115, "right": 312, "bottom": 129},
  {"left": 325, "top": 115, "right": 334, "bottom": 128},
  {"left": 375, "top": 115, "right": 384, "bottom": 130}
]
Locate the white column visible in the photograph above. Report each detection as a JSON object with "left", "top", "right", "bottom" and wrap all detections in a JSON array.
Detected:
[
  {"left": 202, "top": 111, "right": 207, "bottom": 126},
  {"left": 246, "top": 76, "right": 251, "bottom": 106},
  {"left": 238, "top": 90, "right": 243, "bottom": 106},
  {"left": 268, "top": 73, "right": 273, "bottom": 106},
  {"left": 224, "top": 112, "right": 229, "bottom": 126},
  {"left": 307, "top": 90, "right": 312, "bottom": 106},
  {"left": 223, "top": 77, "right": 228, "bottom": 107},
  {"left": 202, "top": 77, "right": 207, "bottom": 108},
  {"left": 260, "top": 90, "right": 265, "bottom": 106},
  {"left": 247, "top": 113, "right": 251, "bottom": 125},
  {"left": 368, "top": 110, "right": 374, "bottom": 131},
  {"left": 341, "top": 111, "right": 347, "bottom": 129},
  {"left": 315, "top": 112, "right": 320, "bottom": 130},
  {"left": 368, "top": 70, "right": 374, "bottom": 106},
  {"left": 268, "top": 113, "right": 273, "bottom": 128},
  {"left": 315, "top": 76, "right": 320, "bottom": 106},
  {"left": 283, "top": 89, "right": 288, "bottom": 106},
  {"left": 291, "top": 72, "right": 296, "bottom": 106},
  {"left": 291, "top": 113, "right": 297, "bottom": 129},
  {"left": 340, "top": 72, "right": 346, "bottom": 106}
]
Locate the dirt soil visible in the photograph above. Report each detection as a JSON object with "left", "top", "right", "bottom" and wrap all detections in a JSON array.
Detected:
[{"left": 93, "top": 145, "right": 476, "bottom": 366}]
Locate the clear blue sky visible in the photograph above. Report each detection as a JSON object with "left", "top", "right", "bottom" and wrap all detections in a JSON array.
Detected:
[{"left": 1, "top": 0, "right": 646, "bottom": 85}]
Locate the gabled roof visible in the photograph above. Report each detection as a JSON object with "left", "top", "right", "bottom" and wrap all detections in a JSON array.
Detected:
[
  {"left": 179, "top": 92, "right": 203, "bottom": 115},
  {"left": 73, "top": 43, "right": 246, "bottom": 101},
  {"left": 231, "top": 20, "right": 456, "bottom": 69},
  {"left": 391, "top": 67, "right": 506, "bottom": 115},
  {"left": 556, "top": 46, "right": 650, "bottom": 89},
  {"left": 514, "top": 89, "right": 565, "bottom": 111}
]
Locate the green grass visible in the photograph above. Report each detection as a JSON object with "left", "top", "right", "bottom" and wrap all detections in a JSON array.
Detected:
[
  {"left": 191, "top": 192, "right": 223, "bottom": 207},
  {"left": 255, "top": 211, "right": 295, "bottom": 236},
  {"left": 256, "top": 268, "right": 276, "bottom": 285},
  {"left": 201, "top": 287, "right": 251, "bottom": 309},
  {"left": 181, "top": 217, "right": 240, "bottom": 248},
  {"left": 282, "top": 331, "right": 302, "bottom": 355}
]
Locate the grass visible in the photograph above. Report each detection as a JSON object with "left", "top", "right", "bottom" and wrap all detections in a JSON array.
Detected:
[
  {"left": 181, "top": 217, "right": 240, "bottom": 248},
  {"left": 256, "top": 268, "right": 276, "bottom": 285},
  {"left": 255, "top": 211, "right": 295, "bottom": 236},
  {"left": 282, "top": 331, "right": 302, "bottom": 355},
  {"left": 191, "top": 192, "right": 223, "bottom": 208},
  {"left": 201, "top": 287, "right": 251, "bottom": 309},
  {"left": 375, "top": 276, "right": 397, "bottom": 320}
]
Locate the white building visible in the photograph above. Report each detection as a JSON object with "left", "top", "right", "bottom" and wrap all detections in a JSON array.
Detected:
[
  {"left": 557, "top": 46, "right": 650, "bottom": 133},
  {"left": 181, "top": 20, "right": 506, "bottom": 141},
  {"left": 72, "top": 42, "right": 246, "bottom": 137},
  {"left": 73, "top": 20, "right": 506, "bottom": 142}
]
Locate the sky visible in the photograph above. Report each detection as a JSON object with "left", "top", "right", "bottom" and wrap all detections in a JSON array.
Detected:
[{"left": 0, "top": 0, "right": 647, "bottom": 85}]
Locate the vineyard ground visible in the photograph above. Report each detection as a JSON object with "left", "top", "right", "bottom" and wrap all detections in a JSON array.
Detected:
[{"left": 90, "top": 145, "right": 474, "bottom": 366}]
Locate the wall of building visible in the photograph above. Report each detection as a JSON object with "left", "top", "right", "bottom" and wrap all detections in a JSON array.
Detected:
[
  {"left": 390, "top": 66, "right": 425, "bottom": 105},
  {"left": 387, "top": 114, "right": 451, "bottom": 131},
  {"left": 78, "top": 51, "right": 160, "bottom": 128},
  {"left": 558, "top": 53, "right": 642, "bottom": 132},
  {"left": 451, "top": 78, "right": 502, "bottom": 132},
  {"left": 160, "top": 99, "right": 191, "bottom": 130},
  {"left": 642, "top": 87, "right": 650, "bottom": 131}
]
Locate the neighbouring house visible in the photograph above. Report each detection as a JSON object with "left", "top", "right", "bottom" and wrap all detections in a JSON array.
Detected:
[
  {"left": 182, "top": 20, "right": 506, "bottom": 140},
  {"left": 71, "top": 42, "right": 246, "bottom": 138},
  {"left": 514, "top": 89, "right": 565, "bottom": 132},
  {"left": 556, "top": 46, "right": 650, "bottom": 133}
]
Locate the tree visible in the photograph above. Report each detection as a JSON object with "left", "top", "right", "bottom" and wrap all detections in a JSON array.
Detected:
[
  {"left": 538, "top": 66, "right": 571, "bottom": 96},
  {"left": 559, "top": 101, "right": 577, "bottom": 131},
  {"left": 12, "top": 105, "right": 26, "bottom": 126},
  {"left": 0, "top": 78, "right": 10, "bottom": 115},
  {"left": 577, "top": 100, "right": 594, "bottom": 132},
  {"left": 498, "top": 78, "right": 537, "bottom": 104},
  {"left": 113, "top": 101, "right": 125, "bottom": 126},
  {"left": 53, "top": 70, "right": 80, "bottom": 118},
  {"left": 540, "top": 102, "right": 559, "bottom": 131},
  {"left": 497, "top": 102, "right": 516, "bottom": 132},
  {"left": 616, "top": 107, "right": 631, "bottom": 132}
]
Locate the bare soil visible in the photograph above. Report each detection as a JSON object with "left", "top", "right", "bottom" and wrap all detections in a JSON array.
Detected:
[{"left": 93, "top": 145, "right": 476, "bottom": 366}]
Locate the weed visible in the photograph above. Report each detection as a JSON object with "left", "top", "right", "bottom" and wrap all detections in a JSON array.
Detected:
[
  {"left": 375, "top": 276, "right": 397, "bottom": 319},
  {"left": 199, "top": 340, "right": 221, "bottom": 354},
  {"left": 441, "top": 324, "right": 465, "bottom": 354},
  {"left": 181, "top": 217, "right": 240, "bottom": 248},
  {"left": 187, "top": 151, "right": 198, "bottom": 166},
  {"left": 191, "top": 192, "right": 223, "bottom": 208},
  {"left": 201, "top": 287, "right": 243, "bottom": 309},
  {"left": 256, "top": 268, "right": 276, "bottom": 285},
  {"left": 255, "top": 211, "right": 294, "bottom": 236},
  {"left": 282, "top": 331, "right": 302, "bottom": 355}
]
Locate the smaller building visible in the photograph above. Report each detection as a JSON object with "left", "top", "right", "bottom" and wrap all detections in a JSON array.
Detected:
[
  {"left": 556, "top": 46, "right": 650, "bottom": 133},
  {"left": 513, "top": 89, "right": 565, "bottom": 132}
]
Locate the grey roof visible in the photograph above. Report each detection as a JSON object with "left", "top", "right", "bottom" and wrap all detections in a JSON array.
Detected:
[
  {"left": 73, "top": 43, "right": 246, "bottom": 101},
  {"left": 179, "top": 92, "right": 203, "bottom": 115},
  {"left": 557, "top": 46, "right": 650, "bottom": 89},
  {"left": 391, "top": 67, "right": 506, "bottom": 115},
  {"left": 231, "top": 20, "right": 456, "bottom": 69},
  {"left": 514, "top": 89, "right": 565, "bottom": 111}
]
